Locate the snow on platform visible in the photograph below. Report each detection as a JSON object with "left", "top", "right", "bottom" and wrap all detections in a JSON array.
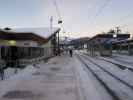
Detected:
[
  {"left": 3, "top": 52, "right": 133, "bottom": 100},
  {"left": 0, "top": 54, "right": 114, "bottom": 100},
  {"left": 0, "top": 55, "right": 83, "bottom": 100}
]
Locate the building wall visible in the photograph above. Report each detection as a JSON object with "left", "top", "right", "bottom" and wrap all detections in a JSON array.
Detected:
[
  {"left": 0, "top": 40, "right": 11, "bottom": 46},
  {"left": 41, "top": 34, "right": 57, "bottom": 56},
  {"left": 0, "top": 40, "right": 38, "bottom": 47},
  {"left": 0, "top": 40, "right": 18, "bottom": 46},
  {"left": 41, "top": 40, "right": 52, "bottom": 48},
  {"left": 41, "top": 40, "right": 53, "bottom": 57},
  {"left": 16, "top": 40, "right": 38, "bottom": 47}
]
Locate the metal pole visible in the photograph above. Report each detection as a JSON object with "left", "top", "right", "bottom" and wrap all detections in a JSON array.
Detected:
[
  {"left": 58, "top": 20, "right": 62, "bottom": 56},
  {"left": 50, "top": 16, "right": 53, "bottom": 37},
  {"left": 50, "top": 16, "right": 54, "bottom": 55},
  {"left": 58, "top": 31, "right": 60, "bottom": 55}
]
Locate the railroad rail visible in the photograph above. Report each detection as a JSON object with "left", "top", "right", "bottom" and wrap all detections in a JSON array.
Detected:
[
  {"left": 77, "top": 53, "right": 133, "bottom": 100},
  {"left": 76, "top": 54, "right": 120, "bottom": 100},
  {"left": 83, "top": 52, "right": 133, "bottom": 72},
  {"left": 82, "top": 54, "right": 133, "bottom": 90},
  {"left": 96, "top": 57, "right": 133, "bottom": 72}
]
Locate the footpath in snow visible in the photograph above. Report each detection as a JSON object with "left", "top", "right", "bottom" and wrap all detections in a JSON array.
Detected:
[{"left": 0, "top": 54, "right": 112, "bottom": 100}]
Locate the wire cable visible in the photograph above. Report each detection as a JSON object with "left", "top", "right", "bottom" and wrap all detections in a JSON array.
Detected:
[
  {"left": 52, "top": 0, "right": 62, "bottom": 19},
  {"left": 51, "top": 0, "right": 69, "bottom": 37},
  {"left": 95, "top": 0, "right": 112, "bottom": 18},
  {"left": 89, "top": 0, "right": 112, "bottom": 24},
  {"left": 118, "top": 11, "right": 133, "bottom": 28}
]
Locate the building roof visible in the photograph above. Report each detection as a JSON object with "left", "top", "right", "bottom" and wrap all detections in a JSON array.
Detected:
[
  {"left": 70, "top": 37, "right": 90, "bottom": 45},
  {"left": 2, "top": 27, "right": 60, "bottom": 38},
  {"left": 112, "top": 39, "right": 133, "bottom": 44},
  {"left": 0, "top": 27, "right": 60, "bottom": 44},
  {"left": 88, "top": 33, "right": 130, "bottom": 45}
]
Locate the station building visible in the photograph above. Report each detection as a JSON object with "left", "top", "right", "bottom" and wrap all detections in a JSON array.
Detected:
[
  {"left": 0, "top": 27, "right": 60, "bottom": 68},
  {"left": 0, "top": 27, "right": 60, "bottom": 55}
]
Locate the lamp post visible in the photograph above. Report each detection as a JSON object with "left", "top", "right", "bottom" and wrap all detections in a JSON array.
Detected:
[
  {"left": 57, "top": 19, "right": 63, "bottom": 55},
  {"left": 50, "top": 16, "right": 53, "bottom": 37},
  {"left": 50, "top": 16, "right": 62, "bottom": 56},
  {"left": 50, "top": 16, "right": 57, "bottom": 55}
]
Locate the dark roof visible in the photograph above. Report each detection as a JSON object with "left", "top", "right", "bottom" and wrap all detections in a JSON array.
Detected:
[
  {"left": 90, "top": 34, "right": 130, "bottom": 40},
  {"left": 0, "top": 28, "right": 60, "bottom": 44},
  {"left": 70, "top": 37, "right": 90, "bottom": 45},
  {"left": 88, "top": 33, "right": 130, "bottom": 44},
  {"left": 112, "top": 39, "right": 133, "bottom": 44}
]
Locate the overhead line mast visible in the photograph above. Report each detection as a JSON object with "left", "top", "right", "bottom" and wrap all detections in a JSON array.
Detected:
[
  {"left": 51, "top": 0, "right": 68, "bottom": 36},
  {"left": 52, "top": 0, "right": 62, "bottom": 23}
]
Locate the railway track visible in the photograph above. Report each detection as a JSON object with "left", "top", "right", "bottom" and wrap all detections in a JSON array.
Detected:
[
  {"left": 76, "top": 54, "right": 120, "bottom": 100},
  {"left": 83, "top": 52, "right": 133, "bottom": 72},
  {"left": 82, "top": 54, "right": 133, "bottom": 90},
  {"left": 113, "top": 57, "right": 133, "bottom": 65},
  {"left": 112, "top": 55, "right": 133, "bottom": 65},
  {"left": 76, "top": 54, "right": 133, "bottom": 100},
  {"left": 97, "top": 57, "right": 133, "bottom": 72}
]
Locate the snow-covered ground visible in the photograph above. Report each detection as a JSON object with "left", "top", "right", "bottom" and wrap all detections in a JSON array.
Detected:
[
  {"left": 4, "top": 68, "right": 25, "bottom": 79},
  {"left": 98, "top": 55, "right": 133, "bottom": 69},
  {"left": 74, "top": 56, "right": 113, "bottom": 100},
  {"left": 0, "top": 55, "right": 84, "bottom": 100},
  {"left": 0, "top": 52, "right": 133, "bottom": 100},
  {"left": 79, "top": 53, "right": 133, "bottom": 100},
  {"left": 112, "top": 54, "right": 133, "bottom": 64}
]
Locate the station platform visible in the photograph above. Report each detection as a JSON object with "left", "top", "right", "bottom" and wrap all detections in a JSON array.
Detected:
[{"left": 0, "top": 54, "right": 108, "bottom": 100}]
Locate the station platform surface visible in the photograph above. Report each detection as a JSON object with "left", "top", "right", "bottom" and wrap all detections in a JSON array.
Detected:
[{"left": 0, "top": 54, "right": 107, "bottom": 100}]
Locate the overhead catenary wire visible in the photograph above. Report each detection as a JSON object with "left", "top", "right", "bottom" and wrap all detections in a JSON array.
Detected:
[
  {"left": 110, "top": 9, "right": 133, "bottom": 32},
  {"left": 95, "top": 0, "right": 112, "bottom": 18},
  {"left": 89, "top": 0, "right": 132, "bottom": 33},
  {"left": 108, "top": 1, "right": 133, "bottom": 30},
  {"left": 118, "top": 11, "right": 133, "bottom": 28},
  {"left": 89, "top": 0, "right": 112, "bottom": 24},
  {"left": 51, "top": 0, "right": 69, "bottom": 37},
  {"left": 52, "top": 0, "right": 62, "bottom": 20}
]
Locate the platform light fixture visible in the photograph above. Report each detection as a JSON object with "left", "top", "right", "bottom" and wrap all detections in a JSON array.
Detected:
[
  {"left": 9, "top": 40, "right": 16, "bottom": 45},
  {"left": 113, "top": 34, "right": 117, "bottom": 38}
]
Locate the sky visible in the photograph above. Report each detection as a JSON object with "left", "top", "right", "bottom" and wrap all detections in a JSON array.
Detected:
[{"left": 0, "top": 0, "right": 133, "bottom": 38}]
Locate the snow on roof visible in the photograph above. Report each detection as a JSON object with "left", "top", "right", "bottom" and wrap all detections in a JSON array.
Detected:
[{"left": 2, "top": 27, "right": 60, "bottom": 39}]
